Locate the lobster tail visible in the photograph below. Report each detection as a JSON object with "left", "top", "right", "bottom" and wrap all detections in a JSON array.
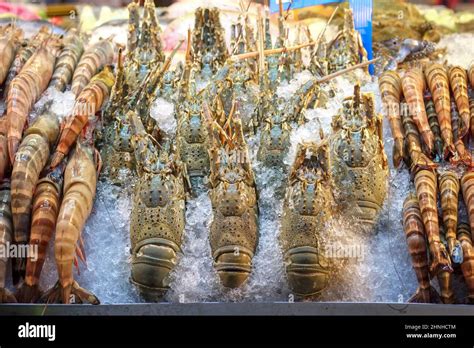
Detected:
[
  {"left": 379, "top": 70, "right": 404, "bottom": 167},
  {"left": 401, "top": 69, "right": 434, "bottom": 153},
  {"left": 214, "top": 246, "right": 254, "bottom": 289},
  {"left": 130, "top": 238, "right": 180, "bottom": 298},
  {"left": 424, "top": 64, "right": 454, "bottom": 156},
  {"left": 414, "top": 169, "right": 452, "bottom": 276}
]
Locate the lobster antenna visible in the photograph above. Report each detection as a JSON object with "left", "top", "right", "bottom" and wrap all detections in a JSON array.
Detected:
[
  {"left": 316, "top": 118, "right": 325, "bottom": 140},
  {"left": 284, "top": 0, "right": 294, "bottom": 20},
  {"left": 314, "top": 5, "right": 339, "bottom": 50},
  {"left": 185, "top": 28, "right": 192, "bottom": 63},
  {"left": 229, "top": 0, "right": 252, "bottom": 56},
  {"left": 223, "top": 99, "right": 237, "bottom": 132}
]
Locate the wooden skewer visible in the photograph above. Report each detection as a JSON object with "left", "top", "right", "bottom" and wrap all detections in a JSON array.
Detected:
[
  {"left": 185, "top": 29, "right": 191, "bottom": 63},
  {"left": 162, "top": 39, "right": 185, "bottom": 73},
  {"left": 232, "top": 5, "right": 338, "bottom": 62},
  {"left": 231, "top": 40, "right": 317, "bottom": 60},
  {"left": 316, "top": 58, "right": 380, "bottom": 84},
  {"left": 315, "top": 5, "right": 338, "bottom": 46}
]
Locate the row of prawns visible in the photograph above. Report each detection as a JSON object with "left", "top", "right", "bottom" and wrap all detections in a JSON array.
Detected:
[
  {"left": 379, "top": 62, "right": 474, "bottom": 304},
  {"left": 0, "top": 23, "right": 116, "bottom": 303}
]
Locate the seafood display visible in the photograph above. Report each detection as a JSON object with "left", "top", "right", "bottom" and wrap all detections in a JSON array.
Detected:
[
  {"left": 381, "top": 59, "right": 474, "bottom": 303},
  {"left": 2, "top": 0, "right": 474, "bottom": 307}
]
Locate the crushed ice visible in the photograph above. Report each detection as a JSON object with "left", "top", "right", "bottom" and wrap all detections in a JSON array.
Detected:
[
  {"left": 150, "top": 97, "right": 177, "bottom": 138},
  {"left": 7, "top": 60, "right": 469, "bottom": 303}
]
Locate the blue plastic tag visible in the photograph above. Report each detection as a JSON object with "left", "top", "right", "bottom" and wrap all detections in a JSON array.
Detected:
[
  {"left": 269, "top": 0, "right": 342, "bottom": 12},
  {"left": 269, "top": 0, "right": 374, "bottom": 75},
  {"left": 349, "top": 0, "right": 373, "bottom": 74}
]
